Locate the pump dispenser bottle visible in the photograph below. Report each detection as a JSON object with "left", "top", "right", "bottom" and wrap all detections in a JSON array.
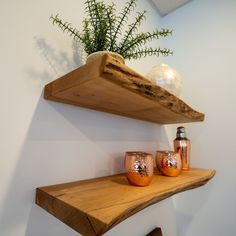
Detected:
[{"left": 174, "top": 127, "right": 190, "bottom": 170}]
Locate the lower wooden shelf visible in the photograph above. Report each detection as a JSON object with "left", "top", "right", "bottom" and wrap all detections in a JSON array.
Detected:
[{"left": 36, "top": 168, "right": 215, "bottom": 236}]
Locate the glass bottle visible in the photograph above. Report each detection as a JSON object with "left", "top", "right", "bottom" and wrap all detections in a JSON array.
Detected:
[{"left": 173, "top": 127, "right": 190, "bottom": 170}]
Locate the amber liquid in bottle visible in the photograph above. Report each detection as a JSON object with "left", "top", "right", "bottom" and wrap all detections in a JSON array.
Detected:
[{"left": 174, "top": 127, "right": 190, "bottom": 170}]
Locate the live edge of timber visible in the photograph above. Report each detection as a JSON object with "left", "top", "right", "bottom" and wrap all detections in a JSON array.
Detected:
[
  {"left": 44, "top": 54, "right": 205, "bottom": 124},
  {"left": 36, "top": 168, "right": 215, "bottom": 236}
]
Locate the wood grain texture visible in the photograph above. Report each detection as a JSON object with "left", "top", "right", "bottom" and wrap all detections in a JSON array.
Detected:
[
  {"left": 44, "top": 54, "right": 204, "bottom": 124},
  {"left": 36, "top": 168, "right": 215, "bottom": 236}
]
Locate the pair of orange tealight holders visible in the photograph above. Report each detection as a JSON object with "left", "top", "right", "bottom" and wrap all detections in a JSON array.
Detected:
[{"left": 124, "top": 151, "right": 182, "bottom": 186}]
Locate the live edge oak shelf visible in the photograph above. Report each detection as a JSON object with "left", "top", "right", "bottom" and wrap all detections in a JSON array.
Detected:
[
  {"left": 44, "top": 54, "right": 204, "bottom": 124},
  {"left": 36, "top": 168, "right": 215, "bottom": 236}
]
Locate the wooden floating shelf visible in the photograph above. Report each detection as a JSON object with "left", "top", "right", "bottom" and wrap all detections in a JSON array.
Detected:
[
  {"left": 44, "top": 54, "right": 204, "bottom": 124},
  {"left": 36, "top": 168, "right": 215, "bottom": 236}
]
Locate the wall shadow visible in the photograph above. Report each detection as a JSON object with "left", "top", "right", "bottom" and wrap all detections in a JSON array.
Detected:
[
  {"left": 174, "top": 180, "right": 216, "bottom": 236},
  {"left": 0, "top": 93, "right": 170, "bottom": 235},
  {"left": 0, "top": 32, "right": 172, "bottom": 235},
  {"left": 34, "top": 36, "right": 85, "bottom": 75}
]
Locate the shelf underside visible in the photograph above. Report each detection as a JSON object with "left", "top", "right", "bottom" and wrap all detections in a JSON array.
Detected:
[
  {"left": 36, "top": 168, "right": 215, "bottom": 236},
  {"left": 44, "top": 54, "right": 204, "bottom": 124}
]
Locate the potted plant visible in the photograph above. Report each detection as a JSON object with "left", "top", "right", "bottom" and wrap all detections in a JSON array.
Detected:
[{"left": 50, "top": 0, "right": 173, "bottom": 64}]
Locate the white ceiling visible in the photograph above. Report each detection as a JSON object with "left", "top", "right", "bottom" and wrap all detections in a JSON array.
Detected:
[{"left": 152, "top": 0, "right": 192, "bottom": 16}]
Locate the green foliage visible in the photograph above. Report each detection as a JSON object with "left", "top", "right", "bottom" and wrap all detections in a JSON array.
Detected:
[{"left": 50, "top": 0, "right": 173, "bottom": 60}]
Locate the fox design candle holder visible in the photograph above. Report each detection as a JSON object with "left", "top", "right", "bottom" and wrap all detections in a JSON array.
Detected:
[{"left": 125, "top": 152, "right": 153, "bottom": 186}]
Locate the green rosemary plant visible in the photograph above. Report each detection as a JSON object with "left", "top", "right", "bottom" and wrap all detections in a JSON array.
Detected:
[{"left": 50, "top": 0, "right": 173, "bottom": 60}]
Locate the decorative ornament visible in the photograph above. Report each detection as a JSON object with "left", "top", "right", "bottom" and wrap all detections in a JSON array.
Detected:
[{"left": 146, "top": 64, "right": 182, "bottom": 97}]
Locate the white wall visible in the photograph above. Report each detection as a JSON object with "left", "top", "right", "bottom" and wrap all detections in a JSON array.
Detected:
[
  {"left": 0, "top": 0, "right": 178, "bottom": 236},
  {"left": 3, "top": 0, "right": 232, "bottom": 235},
  {"left": 161, "top": 0, "right": 236, "bottom": 235}
]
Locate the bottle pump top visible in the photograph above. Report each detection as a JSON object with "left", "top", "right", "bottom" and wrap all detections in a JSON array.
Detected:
[{"left": 176, "top": 126, "right": 187, "bottom": 138}]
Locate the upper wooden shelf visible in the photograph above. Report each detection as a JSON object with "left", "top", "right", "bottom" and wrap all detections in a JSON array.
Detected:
[
  {"left": 44, "top": 54, "right": 204, "bottom": 124},
  {"left": 36, "top": 168, "right": 215, "bottom": 236}
]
